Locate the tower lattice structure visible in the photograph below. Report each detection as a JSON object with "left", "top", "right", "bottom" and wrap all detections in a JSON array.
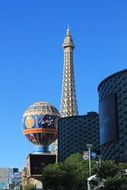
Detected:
[{"left": 60, "top": 28, "right": 78, "bottom": 117}]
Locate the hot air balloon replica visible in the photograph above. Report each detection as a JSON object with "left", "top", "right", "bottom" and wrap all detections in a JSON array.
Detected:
[
  {"left": 21, "top": 102, "right": 61, "bottom": 178},
  {"left": 21, "top": 102, "right": 60, "bottom": 153}
]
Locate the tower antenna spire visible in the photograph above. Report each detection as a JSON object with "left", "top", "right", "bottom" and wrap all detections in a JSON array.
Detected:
[
  {"left": 67, "top": 24, "right": 70, "bottom": 35},
  {"left": 68, "top": 24, "right": 70, "bottom": 30}
]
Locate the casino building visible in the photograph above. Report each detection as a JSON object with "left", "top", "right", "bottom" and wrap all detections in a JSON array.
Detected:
[
  {"left": 98, "top": 69, "right": 127, "bottom": 162},
  {"left": 58, "top": 112, "right": 100, "bottom": 161}
]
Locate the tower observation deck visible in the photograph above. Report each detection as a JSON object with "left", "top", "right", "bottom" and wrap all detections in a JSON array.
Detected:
[{"left": 60, "top": 28, "right": 78, "bottom": 117}]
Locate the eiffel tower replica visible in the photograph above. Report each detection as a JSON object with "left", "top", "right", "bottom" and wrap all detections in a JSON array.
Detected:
[{"left": 60, "top": 27, "right": 78, "bottom": 117}]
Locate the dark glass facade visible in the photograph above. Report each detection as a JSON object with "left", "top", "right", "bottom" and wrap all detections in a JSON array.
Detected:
[
  {"left": 58, "top": 112, "right": 100, "bottom": 161},
  {"left": 98, "top": 69, "right": 127, "bottom": 162},
  {"left": 99, "top": 93, "right": 118, "bottom": 145}
]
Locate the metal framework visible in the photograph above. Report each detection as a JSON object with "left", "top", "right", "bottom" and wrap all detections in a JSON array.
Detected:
[{"left": 60, "top": 28, "right": 78, "bottom": 117}]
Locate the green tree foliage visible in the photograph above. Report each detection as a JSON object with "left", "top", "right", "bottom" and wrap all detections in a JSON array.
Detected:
[
  {"left": 24, "top": 184, "right": 35, "bottom": 190},
  {"left": 102, "top": 176, "right": 127, "bottom": 190},
  {"left": 41, "top": 153, "right": 96, "bottom": 190},
  {"left": 97, "top": 160, "right": 121, "bottom": 178},
  {"left": 41, "top": 154, "right": 127, "bottom": 190},
  {"left": 41, "top": 163, "right": 64, "bottom": 190},
  {"left": 93, "top": 160, "right": 127, "bottom": 190},
  {"left": 60, "top": 153, "right": 89, "bottom": 190}
]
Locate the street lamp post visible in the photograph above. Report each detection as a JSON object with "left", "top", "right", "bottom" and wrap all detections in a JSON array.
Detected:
[
  {"left": 98, "top": 155, "right": 101, "bottom": 168},
  {"left": 86, "top": 144, "right": 93, "bottom": 176},
  {"left": 86, "top": 144, "right": 93, "bottom": 190}
]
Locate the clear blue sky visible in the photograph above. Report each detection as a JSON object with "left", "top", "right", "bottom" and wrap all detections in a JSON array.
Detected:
[{"left": 0, "top": 0, "right": 127, "bottom": 169}]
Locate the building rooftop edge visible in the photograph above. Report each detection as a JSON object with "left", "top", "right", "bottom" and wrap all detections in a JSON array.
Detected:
[
  {"left": 98, "top": 69, "right": 127, "bottom": 91},
  {"left": 58, "top": 112, "right": 99, "bottom": 120}
]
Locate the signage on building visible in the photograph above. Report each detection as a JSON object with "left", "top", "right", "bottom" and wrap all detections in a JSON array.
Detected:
[
  {"left": 83, "top": 151, "right": 89, "bottom": 160},
  {"left": 83, "top": 151, "right": 97, "bottom": 160},
  {"left": 27, "top": 153, "right": 56, "bottom": 178}
]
